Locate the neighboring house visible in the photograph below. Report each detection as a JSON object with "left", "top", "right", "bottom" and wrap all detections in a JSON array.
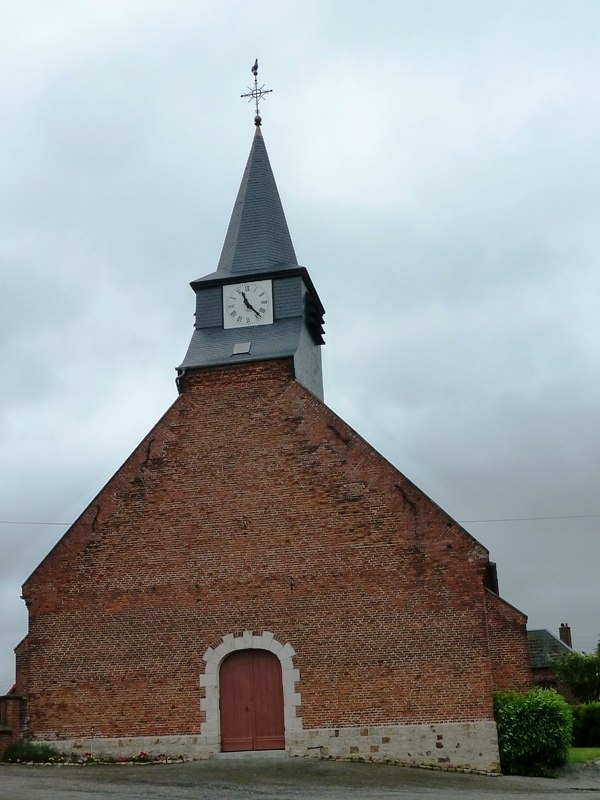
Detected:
[
  {"left": 528, "top": 624, "right": 574, "bottom": 700},
  {"left": 0, "top": 685, "right": 24, "bottom": 756},
  {"left": 6, "top": 113, "right": 532, "bottom": 772}
]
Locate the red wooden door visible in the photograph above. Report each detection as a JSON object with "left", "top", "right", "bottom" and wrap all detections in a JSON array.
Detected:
[{"left": 219, "top": 649, "right": 285, "bottom": 752}]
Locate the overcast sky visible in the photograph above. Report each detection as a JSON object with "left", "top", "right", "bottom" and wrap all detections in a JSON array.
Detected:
[{"left": 1, "top": 0, "right": 599, "bottom": 692}]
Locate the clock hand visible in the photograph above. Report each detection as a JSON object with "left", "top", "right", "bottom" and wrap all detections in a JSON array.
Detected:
[{"left": 241, "top": 292, "right": 262, "bottom": 317}]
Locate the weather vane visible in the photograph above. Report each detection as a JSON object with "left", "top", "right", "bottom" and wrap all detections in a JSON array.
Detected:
[{"left": 241, "top": 59, "right": 273, "bottom": 126}]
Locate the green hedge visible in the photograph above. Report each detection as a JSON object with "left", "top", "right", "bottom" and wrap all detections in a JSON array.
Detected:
[
  {"left": 572, "top": 703, "right": 600, "bottom": 747},
  {"left": 1, "top": 741, "right": 64, "bottom": 763},
  {"left": 494, "top": 689, "right": 573, "bottom": 776}
]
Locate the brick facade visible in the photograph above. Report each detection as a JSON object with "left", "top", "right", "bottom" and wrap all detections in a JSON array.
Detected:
[
  {"left": 484, "top": 591, "right": 532, "bottom": 692},
  {"left": 15, "top": 358, "right": 531, "bottom": 769}
]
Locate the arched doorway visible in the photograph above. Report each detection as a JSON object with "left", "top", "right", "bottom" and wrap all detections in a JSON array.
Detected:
[{"left": 219, "top": 649, "right": 285, "bottom": 752}]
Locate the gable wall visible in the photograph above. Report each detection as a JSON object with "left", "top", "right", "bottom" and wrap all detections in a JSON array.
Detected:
[{"left": 19, "top": 359, "right": 516, "bottom": 751}]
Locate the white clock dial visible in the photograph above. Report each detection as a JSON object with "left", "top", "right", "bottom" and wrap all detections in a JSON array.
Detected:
[{"left": 223, "top": 280, "right": 273, "bottom": 328}]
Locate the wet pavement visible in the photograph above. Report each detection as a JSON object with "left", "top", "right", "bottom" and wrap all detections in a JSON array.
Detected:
[{"left": 1, "top": 754, "right": 599, "bottom": 799}]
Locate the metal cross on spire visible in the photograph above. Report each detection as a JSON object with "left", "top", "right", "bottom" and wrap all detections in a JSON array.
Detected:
[{"left": 241, "top": 58, "right": 273, "bottom": 126}]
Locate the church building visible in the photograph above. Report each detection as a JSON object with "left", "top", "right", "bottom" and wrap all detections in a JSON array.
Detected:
[{"left": 6, "top": 80, "right": 532, "bottom": 771}]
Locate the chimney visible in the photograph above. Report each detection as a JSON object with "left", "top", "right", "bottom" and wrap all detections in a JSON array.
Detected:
[{"left": 559, "top": 623, "right": 572, "bottom": 648}]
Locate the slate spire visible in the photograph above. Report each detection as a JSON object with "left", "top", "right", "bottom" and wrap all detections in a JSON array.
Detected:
[
  {"left": 215, "top": 126, "right": 298, "bottom": 276},
  {"left": 179, "top": 114, "right": 325, "bottom": 401}
]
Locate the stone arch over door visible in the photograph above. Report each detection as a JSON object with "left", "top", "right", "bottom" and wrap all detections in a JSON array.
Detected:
[{"left": 200, "top": 631, "right": 302, "bottom": 749}]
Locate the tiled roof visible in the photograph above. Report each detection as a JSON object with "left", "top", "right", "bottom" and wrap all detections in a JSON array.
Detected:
[
  {"left": 205, "top": 126, "right": 298, "bottom": 278},
  {"left": 180, "top": 316, "right": 305, "bottom": 370},
  {"left": 528, "top": 629, "right": 571, "bottom": 669}
]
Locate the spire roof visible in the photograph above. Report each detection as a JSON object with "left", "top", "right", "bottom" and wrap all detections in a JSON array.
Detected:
[
  {"left": 180, "top": 115, "right": 325, "bottom": 400},
  {"left": 212, "top": 127, "right": 298, "bottom": 277}
]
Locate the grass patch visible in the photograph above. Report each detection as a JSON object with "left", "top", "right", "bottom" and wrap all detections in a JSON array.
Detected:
[{"left": 569, "top": 747, "right": 600, "bottom": 764}]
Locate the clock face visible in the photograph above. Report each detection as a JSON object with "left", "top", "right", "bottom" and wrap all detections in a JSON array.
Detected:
[{"left": 223, "top": 280, "right": 273, "bottom": 328}]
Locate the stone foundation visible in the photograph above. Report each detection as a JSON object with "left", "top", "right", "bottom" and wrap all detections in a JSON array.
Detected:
[
  {"left": 30, "top": 733, "right": 213, "bottom": 760},
  {"left": 33, "top": 720, "right": 500, "bottom": 773},
  {"left": 288, "top": 721, "right": 501, "bottom": 773}
]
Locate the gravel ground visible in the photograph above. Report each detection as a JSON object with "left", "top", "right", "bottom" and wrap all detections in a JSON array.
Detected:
[{"left": 1, "top": 755, "right": 599, "bottom": 800}]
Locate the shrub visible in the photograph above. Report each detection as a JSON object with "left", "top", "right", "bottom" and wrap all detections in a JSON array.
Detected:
[
  {"left": 494, "top": 689, "right": 573, "bottom": 776},
  {"left": 1, "top": 741, "right": 65, "bottom": 763},
  {"left": 554, "top": 643, "right": 600, "bottom": 703},
  {"left": 572, "top": 703, "right": 600, "bottom": 747}
]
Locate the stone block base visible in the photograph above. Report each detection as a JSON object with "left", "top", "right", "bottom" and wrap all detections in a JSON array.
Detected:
[
  {"left": 33, "top": 734, "right": 218, "bottom": 761},
  {"left": 33, "top": 720, "right": 500, "bottom": 773},
  {"left": 287, "top": 721, "right": 501, "bottom": 773}
]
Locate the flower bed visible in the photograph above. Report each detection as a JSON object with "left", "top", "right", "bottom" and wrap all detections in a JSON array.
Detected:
[{"left": 2, "top": 742, "right": 188, "bottom": 765}]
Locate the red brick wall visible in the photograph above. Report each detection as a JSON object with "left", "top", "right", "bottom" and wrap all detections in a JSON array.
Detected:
[
  {"left": 19, "top": 359, "right": 526, "bottom": 739},
  {"left": 531, "top": 668, "right": 576, "bottom": 703},
  {"left": 0, "top": 695, "right": 25, "bottom": 756},
  {"left": 484, "top": 590, "right": 532, "bottom": 692},
  {"left": 14, "top": 638, "right": 28, "bottom": 697}
]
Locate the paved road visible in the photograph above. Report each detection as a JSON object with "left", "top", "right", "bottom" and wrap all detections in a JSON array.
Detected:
[{"left": 1, "top": 756, "right": 599, "bottom": 799}]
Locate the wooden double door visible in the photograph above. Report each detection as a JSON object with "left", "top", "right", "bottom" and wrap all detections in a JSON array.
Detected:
[{"left": 219, "top": 649, "right": 285, "bottom": 752}]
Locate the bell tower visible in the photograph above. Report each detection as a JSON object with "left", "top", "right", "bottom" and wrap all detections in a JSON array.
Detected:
[{"left": 177, "top": 65, "right": 325, "bottom": 400}]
